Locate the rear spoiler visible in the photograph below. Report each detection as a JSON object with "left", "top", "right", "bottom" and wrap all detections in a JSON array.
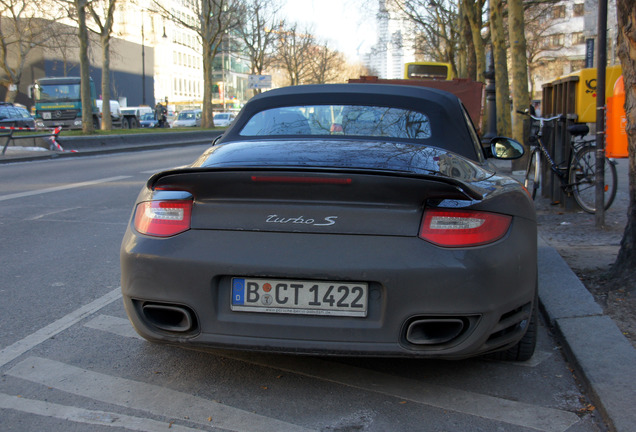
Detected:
[{"left": 146, "top": 166, "right": 487, "bottom": 202}]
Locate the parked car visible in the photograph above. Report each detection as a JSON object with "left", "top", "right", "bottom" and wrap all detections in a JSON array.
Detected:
[
  {"left": 173, "top": 109, "right": 201, "bottom": 127},
  {"left": 122, "top": 106, "right": 154, "bottom": 128},
  {"left": 0, "top": 102, "right": 36, "bottom": 129},
  {"left": 213, "top": 112, "right": 236, "bottom": 127},
  {"left": 121, "top": 84, "right": 537, "bottom": 361},
  {"left": 139, "top": 112, "right": 159, "bottom": 128}
]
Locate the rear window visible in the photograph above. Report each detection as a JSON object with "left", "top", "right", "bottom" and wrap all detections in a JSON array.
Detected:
[
  {"left": 239, "top": 105, "right": 431, "bottom": 140},
  {"left": 179, "top": 112, "right": 196, "bottom": 120},
  {"left": 2, "top": 107, "right": 17, "bottom": 118},
  {"left": 17, "top": 108, "right": 31, "bottom": 119}
]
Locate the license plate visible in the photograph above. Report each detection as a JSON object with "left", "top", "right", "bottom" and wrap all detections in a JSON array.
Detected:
[
  {"left": 42, "top": 112, "right": 51, "bottom": 119},
  {"left": 231, "top": 278, "right": 368, "bottom": 317}
]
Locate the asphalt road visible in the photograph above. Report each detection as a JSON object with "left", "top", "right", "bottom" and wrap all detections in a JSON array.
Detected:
[{"left": 0, "top": 145, "right": 606, "bottom": 431}]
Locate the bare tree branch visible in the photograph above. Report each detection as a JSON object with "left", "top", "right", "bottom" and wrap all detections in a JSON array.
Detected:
[
  {"left": 150, "top": 0, "right": 243, "bottom": 128},
  {"left": 0, "top": 0, "right": 71, "bottom": 102},
  {"left": 236, "top": 0, "right": 281, "bottom": 95}
]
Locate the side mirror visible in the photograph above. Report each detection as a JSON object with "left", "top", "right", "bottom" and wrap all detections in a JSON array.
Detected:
[{"left": 489, "top": 137, "right": 524, "bottom": 160}]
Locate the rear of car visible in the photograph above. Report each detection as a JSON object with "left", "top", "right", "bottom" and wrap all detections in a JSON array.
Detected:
[
  {"left": 0, "top": 103, "right": 36, "bottom": 129},
  {"left": 173, "top": 110, "right": 201, "bottom": 127},
  {"left": 139, "top": 113, "right": 158, "bottom": 128},
  {"left": 213, "top": 112, "right": 235, "bottom": 127},
  {"left": 121, "top": 84, "right": 537, "bottom": 360}
]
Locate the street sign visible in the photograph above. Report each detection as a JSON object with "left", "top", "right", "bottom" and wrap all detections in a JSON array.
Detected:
[
  {"left": 248, "top": 75, "right": 272, "bottom": 89},
  {"left": 585, "top": 39, "right": 594, "bottom": 68}
]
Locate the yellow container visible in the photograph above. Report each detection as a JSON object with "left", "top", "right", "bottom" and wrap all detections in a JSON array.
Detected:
[
  {"left": 543, "top": 65, "right": 623, "bottom": 123},
  {"left": 572, "top": 68, "right": 597, "bottom": 123}
]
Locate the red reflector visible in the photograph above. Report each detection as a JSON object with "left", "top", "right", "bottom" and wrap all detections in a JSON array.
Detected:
[
  {"left": 251, "top": 176, "right": 352, "bottom": 185},
  {"left": 419, "top": 209, "right": 512, "bottom": 247},
  {"left": 134, "top": 200, "right": 192, "bottom": 237}
]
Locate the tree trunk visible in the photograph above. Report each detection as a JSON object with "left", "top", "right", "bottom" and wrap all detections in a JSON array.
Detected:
[
  {"left": 611, "top": 0, "right": 636, "bottom": 291},
  {"left": 508, "top": 0, "right": 530, "bottom": 144},
  {"left": 76, "top": 0, "right": 94, "bottom": 134},
  {"left": 460, "top": 9, "right": 476, "bottom": 80},
  {"left": 463, "top": 0, "right": 485, "bottom": 81},
  {"left": 5, "top": 86, "right": 18, "bottom": 103},
  {"left": 489, "top": 0, "right": 511, "bottom": 137},
  {"left": 202, "top": 38, "right": 214, "bottom": 129},
  {"left": 101, "top": 34, "right": 112, "bottom": 130}
]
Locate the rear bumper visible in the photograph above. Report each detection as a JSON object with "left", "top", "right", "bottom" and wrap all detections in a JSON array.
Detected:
[{"left": 121, "top": 219, "right": 537, "bottom": 359}]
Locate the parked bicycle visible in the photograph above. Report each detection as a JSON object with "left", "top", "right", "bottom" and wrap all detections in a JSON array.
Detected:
[{"left": 519, "top": 110, "right": 617, "bottom": 213}]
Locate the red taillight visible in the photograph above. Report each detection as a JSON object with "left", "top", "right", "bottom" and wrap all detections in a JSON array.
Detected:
[
  {"left": 419, "top": 209, "right": 512, "bottom": 247},
  {"left": 134, "top": 200, "right": 192, "bottom": 237}
]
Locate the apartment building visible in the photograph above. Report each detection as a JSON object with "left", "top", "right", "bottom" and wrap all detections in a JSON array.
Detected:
[
  {"left": 364, "top": 0, "right": 416, "bottom": 79},
  {"left": 362, "top": 0, "right": 618, "bottom": 96},
  {"left": 0, "top": 0, "right": 249, "bottom": 111},
  {"left": 530, "top": 0, "right": 619, "bottom": 98},
  {"left": 113, "top": 0, "right": 249, "bottom": 111}
]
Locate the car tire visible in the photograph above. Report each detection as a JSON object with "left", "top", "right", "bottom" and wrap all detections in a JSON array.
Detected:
[
  {"left": 128, "top": 118, "right": 139, "bottom": 129},
  {"left": 485, "top": 292, "right": 538, "bottom": 362},
  {"left": 121, "top": 117, "right": 130, "bottom": 129}
]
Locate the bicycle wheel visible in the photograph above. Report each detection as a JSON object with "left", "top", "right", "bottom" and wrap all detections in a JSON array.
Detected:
[
  {"left": 569, "top": 146, "right": 618, "bottom": 213},
  {"left": 523, "top": 149, "right": 541, "bottom": 199}
]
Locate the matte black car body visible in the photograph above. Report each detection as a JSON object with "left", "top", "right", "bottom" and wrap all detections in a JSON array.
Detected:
[{"left": 121, "top": 84, "right": 537, "bottom": 360}]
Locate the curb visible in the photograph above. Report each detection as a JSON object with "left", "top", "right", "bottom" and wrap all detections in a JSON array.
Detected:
[
  {"left": 1, "top": 130, "right": 222, "bottom": 164},
  {"left": 538, "top": 237, "right": 636, "bottom": 432}
]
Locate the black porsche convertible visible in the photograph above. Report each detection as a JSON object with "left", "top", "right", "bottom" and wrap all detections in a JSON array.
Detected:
[{"left": 121, "top": 84, "right": 537, "bottom": 361}]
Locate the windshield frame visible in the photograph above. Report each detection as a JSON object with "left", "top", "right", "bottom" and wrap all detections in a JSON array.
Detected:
[{"left": 34, "top": 83, "right": 81, "bottom": 103}]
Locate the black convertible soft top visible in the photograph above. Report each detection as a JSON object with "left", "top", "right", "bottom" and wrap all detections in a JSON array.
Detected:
[{"left": 219, "top": 83, "right": 482, "bottom": 160}]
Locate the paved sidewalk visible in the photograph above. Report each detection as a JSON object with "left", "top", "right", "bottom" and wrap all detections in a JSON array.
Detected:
[
  {"left": 3, "top": 143, "right": 636, "bottom": 432},
  {"left": 509, "top": 157, "right": 635, "bottom": 432},
  {"left": 537, "top": 237, "right": 636, "bottom": 432}
]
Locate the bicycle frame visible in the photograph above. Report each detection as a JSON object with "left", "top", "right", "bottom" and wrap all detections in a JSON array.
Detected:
[
  {"left": 527, "top": 114, "right": 569, "bottom": 183},
  {"left": 521, "top": 109, "right": 618, "bottom": 213}
]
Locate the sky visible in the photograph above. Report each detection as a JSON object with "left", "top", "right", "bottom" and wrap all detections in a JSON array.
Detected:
[{"left": 280, "top": 0, "right": 378, "bottom": 61}]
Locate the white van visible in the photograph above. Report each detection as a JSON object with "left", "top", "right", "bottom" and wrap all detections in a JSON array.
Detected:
[
  {"left": 213, "top": 112, "right": 236, "bottom": 127},
  {"left": 96, "top": 99, "right": 123, "bottom": 125}
]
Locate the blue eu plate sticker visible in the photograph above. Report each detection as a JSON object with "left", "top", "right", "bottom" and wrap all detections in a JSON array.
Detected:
[{"left": 232, "top": 278, "right": 245, "bottom": 305}]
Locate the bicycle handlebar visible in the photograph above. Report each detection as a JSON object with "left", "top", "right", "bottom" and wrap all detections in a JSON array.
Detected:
[{"left": 516, "top": 110, "right": 562, "bottom": 123}]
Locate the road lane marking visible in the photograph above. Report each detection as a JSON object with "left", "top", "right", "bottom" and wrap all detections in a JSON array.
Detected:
[
  {"left": 0, "top": 288, "right": 122, "bottom": 368},
  {"left": 88, "top": 315, "right": 579, "bottom": 432},
  {"left": 84, "top": 314, "right": 141, "bottom": 339},
  {"left": 0, "top": 393, "right": 202, "bottom": 432},
  {"left": 210, "top": 351, "right": 581, "bottom": 432},
  {"left": 26, "top": 206, "right": 82, "bottom": 220},
  {"left": 7, "top": 357, "right": 315, "bottom": 432},
  {"left": 0, "top": 176, "right": 131, "bottom": 202}
]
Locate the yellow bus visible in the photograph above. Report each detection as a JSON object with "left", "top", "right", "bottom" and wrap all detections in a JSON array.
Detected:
[{"left": 404, "top": 62, "right": 454, "bottom": 80}]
